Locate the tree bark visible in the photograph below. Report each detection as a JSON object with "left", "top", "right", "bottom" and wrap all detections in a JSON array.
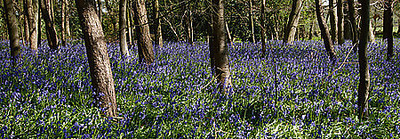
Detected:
[
  {"left": 383, "top": 0, "right": 393, "bottom": 60},
  {"left": 61, "top": 0, "right": 66, "bottom": 46},
  {"left": 329, "top": 0, "right": 338, "bottom": 43},
  {"left": 3, "top": 0, "right": 21, "bottom": 65},
  {"left": 23, "top": 0, "right": 29, "bottom": 46},
  {"left": 65, "top": 0, "right": 70, "bottom": 37},
  {"left": 40, "top": 0, "right": 58, "bottom": 50},
  {"left": 76, "top": 0, "right": 117, "bottom": 117},
  {"left": 97, "top": 0, "right": 102, "bottom": 22},
  {"left": 316, "top": 0, "right": 337, "bottom": 61},
  {"left": 37, "top": 0, "right": 41, "bottom": 48},
  {"left": 337, "top": 0, "right": 344, "bottom": 44},
  {"left": 119, "top": 0, "right": 129, "bottom": 58},
  {"left": 261, "top": 0, "right": 266, "bottom": 56},
  {"left": 309, "top": 19, "right": 314, "bottom": 40},
  {"left": 284, "top": 0, "right": 303, "bottom": 44},
  {"left": 153, "top": 0, "right": 163, "bottom": 47},
  {"left": 27, "top": 0, "right": 38, "bottom": 52},
  {"left": 249, "top": 0, "right": 255, "bottom": 43},
  {"left": 211, "top": 0, "right": 231, "bottom": 91},
  {"left": 133, "top": 0, "right": 154, "bottom": 64},
  {"left": 358, "top": 0, "right": 370, "bottom": 120},
  {"left": 369, "top": 20, "right": 375, "bottom": 43},
  {"left": 348, "top": 0, "right": 358, "bottom": 46}
]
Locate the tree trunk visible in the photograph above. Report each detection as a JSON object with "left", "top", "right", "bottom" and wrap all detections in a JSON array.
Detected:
[
  {"left": 348, "top": 0, "right": 358, "bottom": 47},
  {"left": 65, "top": 0, "right": 70, "bottom": 37},
  {"left": 358, "top": 0, "right": 370, "bottom": 120},
  {"left": 211, "top": 0, "right": 231, "bottom": 91},
  {"left": 316, "top": 0, "right": 337, "bottom": 61},
  {"left": 97, "top": 0, "right": 102, "bottom": 22},
  {"left": 133, "top": 0, "right": 154, "bottom": 64},
  {"left": 261, "top": 0, "right": 266, "bottom": 56},
  {"left": 119, "top": 0, "right": 129, "bottom": 58},
  {"left": 153, "top": 0, "right": 163, "bottom": 47},
  {"left": 3, "top": 0, "right": 21, "bottom": 65},
  {"left": 40, "top": 0, "right": 58, "bottom": 50},
  {"left": 23, "top": 0, "right": 30, "bottom": 46},
  {"left": 329, "top": 0, "right": 338, "bottom": 43},
  {"left": 76, "top": 0, "right": 117, "bottom": 117},
  {"left": 344, "top": 4, "right": 352, "bottom": 40},
  {"left": 337, "top": 0, "right": 344, "bottom": 44},
  {"left": 309, "top": 19, "right": 314, "bottom": 40},
  {"left": 27, "top": 0, "right": 38, "bottom": 52},
  {"left": 37, "top": 0, "right": 41, "bottom": 48},
  {"left": 383, "top": 0, "right": 393, "bottom": 60},
  {"left": 369, "top": 20, "right": 375, "bottom": 43},
  {"left": 61, "top": 0, "right": 66, "bottom": 46},
  {"left": 284, "top": 0, "right": 303, "bottom": 44},
  {"left": 249, "top": 0, "right": 255, "bottom": 43}
]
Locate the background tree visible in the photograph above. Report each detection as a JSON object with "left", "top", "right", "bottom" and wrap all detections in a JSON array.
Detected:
[
  {"left": 348, "top": 0, "right": 358, "bottom": 47},
  {"left": 316, "top": 0, "right": 337, "bottom": 61},
  {"left": 358, "top": 0, "right": 371, "bottom": 120},
  {"left": 261, "top": 0, "right": 266, "bottom": 56},
  {"left": 154, "top": 0, "right": 163, "bottom": 47},
  {"left": 329, "top": 0, "right": 338, "bottom": 43},
  {"left": 40, "top": 0, "right": 58, "bottom": 49},
  {"left": 119, "top": 0, "right": 129, "bottom": 58},
  {"left": 337, "top": 0, "right": 344, "bottom": 44},
  {"left": 210, "top": 0, "right": 231, "bottom": 90},
  {"left": 76, "top": 0, "right": 117, "bottom": 117},
  {"left": 27, "top": 0, "right": 38, "bottom": 52},
  {"left": 3, "top": 0, "right": 21, "bottom": 65},
  {"left": 383, "top": 0, "right": 393, "bottom": 60},
  {"left": 284, "top": 0, "right": 303, "bottom": 45},
  {"left": 133, "top": 0, "right": 154, "bottom": 64},
  {"left": 249, "top": 0, "right": 255, "bottom": 43}
]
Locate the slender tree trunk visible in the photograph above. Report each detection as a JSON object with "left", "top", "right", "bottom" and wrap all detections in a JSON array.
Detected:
[
  {"left": 40, "top": 0, "right": 58, "bottom": 50},
  {"left": 76, "top": 0, "right": 117, "bottom": 117},
  {"left": 23, "top": 0, "right": 30, "bottom": 46},
  {"left": 119, "top": 0, "right": 129, "bottom": 58},
  {"left": 3, "top": 0, "right": 21, "bottom": 65},
  {"left": 348, "top": 0, "right": 358, "bottom": 47},
  {"left": 329, "top": 0, "right": 338, "bottom": 43},
  {"left": 284, "top": 0, "right": 303, "bottom": 44},
  {"left": 61, "top": 0, "right": 66, "bottom": 46},
  {"left": 249, "top": 0, "right": 255, "bottom": 43},
  {"left": 133, "top": 0, "right": 154, "bottom": 64},
  {"left": 37, "top": 0, "right": 41, "bottom": 48},
  {"left": 261, "top": 0, "right": 266, "bottom": 56},
  {"left": 344, "top": 3, "right": 352, "bottom": 40},
  {"left": 225, "top": 22, "right": 232, "bottom": 46},
  {"left": 65, "top": 0, "right": 70, "bottom": 37},
  {"left": 153, "top": 0, "right": 163, "bottom": 47},
  {"left": 27, "top": 0, "right": 38, "bottom": 52},
  {"left": 358, "top": 0, "right": 370, "bottom": 120},
  {"left": 316, "top": 0, "right": 337, "bottom": 61},
  {"left": 211, "top": 0, "right": 231, "bottom": 91},
  {"left": 369, "top": 20, "right": 375, "bottom": 43},
  {"left": 383, "top": 0, "right": 393, "bottom": 60},
  {"left": 337, "top": 0, "right": 344, "bottom": 44},
  {"left": 309, "top": 19, "right": 314, "bottom": 40}
]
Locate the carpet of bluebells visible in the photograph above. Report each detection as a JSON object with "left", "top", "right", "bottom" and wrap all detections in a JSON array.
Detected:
[{"left": 0, "top": 39, "right": 399, "bottom": 138}]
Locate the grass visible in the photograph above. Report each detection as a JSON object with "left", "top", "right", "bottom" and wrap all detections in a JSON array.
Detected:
[{"left": 0, "top": 39, "right": 399, "bottom": 138}]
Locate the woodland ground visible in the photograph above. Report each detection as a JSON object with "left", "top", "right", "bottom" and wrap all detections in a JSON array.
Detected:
[{"left": 0, "top": 39, "right": 399, "bottom": 138}]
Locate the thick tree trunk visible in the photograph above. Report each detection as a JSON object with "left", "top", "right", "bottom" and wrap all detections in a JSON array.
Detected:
[
  {"left": 153, "top": 0, "right": 163, "bottom": 47},
  {"left": 249, "top": 0, "right": 255, "bottom": 43},
  {"left": 316, "top": 0, "right": 337, "bottom": 61},
  {"left": 76, "top": 0, "right": 117, "bottom": 117},
  {"left": 329, "top": 0, "right": 338, "bottom": 43},
  {"left": 40, "top": 0, "right": 58, "bottom": 50},
  {"left": 383, "top": 0, "right": 393, "bottom": 60},
  {"left": 133, "top": 0, "right": 154, "bottom": 64},
  {"left": 27, "top": 0, "right": 38, "bottom": 52},
  {"left": 119, "top": 0, "right": 129, "bottom": 58},
  {"left": 337, "top": 0, "right": 344, "bottom": 44},
  {"left": 261, "top": 0, "right": 266, "bottom": 56},
  {"left": 358, "top": 0, "right": 370, "bottom": 120},
  {"left": 348, "top": 0, "right": 358, "bottom": 46},
  {"left": 284, "top": 0, "right": 303, "bottom": 44},
  {"left": 3, "top": 0, "right": 21, "bottom": 65},
  {"left": 211, "top": 0, "right": 231, "bottom": 90}
]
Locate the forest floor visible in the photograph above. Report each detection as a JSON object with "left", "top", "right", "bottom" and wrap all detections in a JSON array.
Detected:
[{"left": 0, "top": 39, "right": 399, "bottom": 138}]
